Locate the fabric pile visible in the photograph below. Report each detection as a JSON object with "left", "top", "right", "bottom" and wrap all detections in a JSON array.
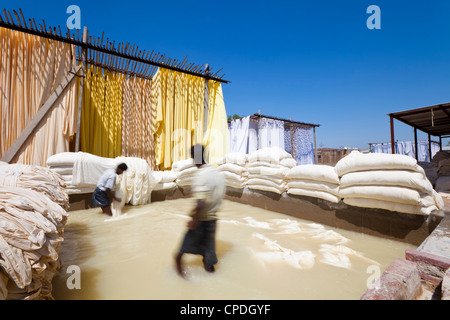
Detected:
[
  {"left": 114, "top": 156, "right": 159, "bottom": 207},
  {"left": 216, "top": 153, "right": 249, "bottom": 189},
  {"left": 285, "top": 164, "right": 341, "bottom": 203},
  {"left": 246, "top": 147, "right": 296, "bottom": 194},
  {"left": 0, "top": 162, "right": 69, "bottom": 210},
  {"left": 172, "top": 158, "right": 198, "bottom": 188},
  {"left": 336, "top": 151, "right": 443, "bottom": 215},
  {"left": 0, "top": 165, "right": 68, "bottom": 300}
]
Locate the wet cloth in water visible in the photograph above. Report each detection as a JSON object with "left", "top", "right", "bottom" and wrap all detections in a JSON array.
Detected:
[
  {"left": 179, "top": 220, "right": 218, "bottom": 268},
  {"left": 92, "top": 187, "right": 110, "bottom": 207}
]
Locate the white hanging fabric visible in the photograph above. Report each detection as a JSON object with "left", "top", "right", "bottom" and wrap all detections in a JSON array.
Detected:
[
  {"left": 228, "top": 116, "right": 250, "bottom": 154},
  {"left": 257, "top": 117, "right": 284, "bottom": 150}
]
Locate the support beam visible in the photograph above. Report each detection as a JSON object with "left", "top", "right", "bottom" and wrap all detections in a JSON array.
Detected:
[
  {"left": 313, "top": 125, "right": 318, "bottom": 164},
  {"left": 414, "top": 128, "right": 418, "bottom": 161},
  {"left": 1, "top": 66, "right": 81, "bottom": 163},
  {"left": 390, "top": 115, "right": 395, "bottom": 154},
  {"left": 428, "top": 133, "right": 432, "bottom": 162}
]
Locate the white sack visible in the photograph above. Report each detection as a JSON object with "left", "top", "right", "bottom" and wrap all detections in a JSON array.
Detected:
[
  {"left": 335, "top": 150, "right": 420, "bottom": 177},
  {"left": 171, "top": 158, "right": 195, "bottom": 172},
  {"left": 339, "top": 185, "right": 437, "bottom": 208},
  {"left": 248, "top": 147, "right": 292, "bottom": 164},
  {"left": 286, "top": 179, "right": 340, "bottom": 196},
  {"left": 340, "top": 170, "right": 434, "bottom": 195},
  {"left": 343, "top": 198, "right": 437, "bottom": 216},
  {"left": 216, "top": 153, "right": 248, "bottom": 166},
  {"left": 286, "top": 165, "right": 339, "bottom": 184},
  {"left": 287, "top": 188, "right": 340, "bottom": 203}
]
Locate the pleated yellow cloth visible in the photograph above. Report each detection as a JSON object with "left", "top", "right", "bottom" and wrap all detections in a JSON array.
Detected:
[
  {"left": 152, "top": 68, "right": 207, "bottom": 170},
  {"left": 0, "top": 27, "right": 78, "bottom": 167},
  {"left": 81, "top": 66, "right": 123, "bottom": 159},
  {"left": 203, "top": 80, "right": 229, "bottom": 166}
]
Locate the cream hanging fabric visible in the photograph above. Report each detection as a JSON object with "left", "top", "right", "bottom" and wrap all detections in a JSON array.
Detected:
[
  {"left": 0, "top": 27, "right": 78, "bottom": 167},
  {"left": 121, "top": 76, "right": 157, "bottom": 170}
]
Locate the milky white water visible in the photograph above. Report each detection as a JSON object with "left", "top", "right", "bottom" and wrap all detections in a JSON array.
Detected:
[{"left": 52, "top": 198, "right": 415, "bottom": 300}]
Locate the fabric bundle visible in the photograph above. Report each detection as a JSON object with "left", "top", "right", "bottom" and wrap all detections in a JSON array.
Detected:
[
  {"left": 216, "top": 153, "right": 249, "bottom": 189},
  {"left": 246, "top": 147, "right": 295, "bottom": 194},
  {"left": 0, "top": 163, "right": 69, "bottom": 210},
  {"left": 114, "top": 157, "right": 159, "bottom": 207},
  {"left": 336, "top": 151, "right": 443, "bottom": 215},
  {"left": 172, "top": 158, "right": 198, "bottom": 187},
  {"left": 285, "top": 164, "right": 341, "bottom": 203},
  {"left": 0, "top": 185, "right": 68, "bottom": 300}
]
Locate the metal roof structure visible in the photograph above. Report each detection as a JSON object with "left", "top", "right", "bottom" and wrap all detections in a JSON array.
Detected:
[
  {"left": 387, "top": 102, "right": 450, "bottom": 159},
  {"left": 388, "top": 102, "right": 450, "bottom": 138}
]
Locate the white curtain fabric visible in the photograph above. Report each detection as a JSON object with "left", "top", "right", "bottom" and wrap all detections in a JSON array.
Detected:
[
  {"left": 0, "top": 27, "right": 78, "bottom": 167},
  {"left": 370, "top": 141, "right": 440, "bottom": 162},
  {"left": 228, "top": 116, "right": 250, "bottom": 153}
]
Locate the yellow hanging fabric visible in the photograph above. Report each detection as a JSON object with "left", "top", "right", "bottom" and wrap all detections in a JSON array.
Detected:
[
  {"left": 203, "top": 80, "right": 229, "bottom": 166},
  {"left": 152, "top": 68, "right": 206, "bottom": 170},
  {"left": 81, "top": 66, "right": 123, "bottom": 158}
]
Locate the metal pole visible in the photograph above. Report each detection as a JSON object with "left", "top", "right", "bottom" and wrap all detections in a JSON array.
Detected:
[
  {"left": 203, "top": 64, "right": 210, "bottom": 137},
  {"left": 75, "top": 26, "right": 87, "bottom": 152}
]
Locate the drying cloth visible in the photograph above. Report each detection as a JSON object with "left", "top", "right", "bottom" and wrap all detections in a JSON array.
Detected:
[
  {"left": 257, "top": 117, "right": 285, "bottom": 150},
  {"left": 0, "top": 28, "right": 78, "bottom": 166},
  {"left": 228, "top": 116, "right": 250, "bottom": 154}
]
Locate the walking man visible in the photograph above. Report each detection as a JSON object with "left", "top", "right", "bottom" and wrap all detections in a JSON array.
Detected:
[{"left": 175, "top": 144, "right": 226, "bottom": 277}]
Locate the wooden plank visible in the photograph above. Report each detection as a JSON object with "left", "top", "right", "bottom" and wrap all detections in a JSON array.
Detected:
[{"left": 1, "top": 65, "right": 81, "bottom": 163}]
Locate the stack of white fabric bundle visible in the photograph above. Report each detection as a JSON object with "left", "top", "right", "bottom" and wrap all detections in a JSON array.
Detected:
[
  {"left": 246, "top": 147, "right": 296, "bottom": 194},
  {"left": 46, "top": 152, "right": 116, "bottom": 195},
  {"left": 0, "top": 162, "right": 69, "bottom": 210},
  {"left": 46, "top": 152, "right": 77, "bottom": 192},
  {"left": 151, "top": 170, "right": 178, "bottom": 191},
  {"left": 336, "top": 151, "right": 443, "bottom": 215},
  {"left": 285, "top": 164, "right": 341, "bottom": 203},
  {"left": 216, "top": 153, "right": 248, "bottom": 189},
  {"left": 172, "top": 158, "right": 198, "bottom": 187},
  {"left": 0, "top": 185, "right": 68, "bottom": 300}
]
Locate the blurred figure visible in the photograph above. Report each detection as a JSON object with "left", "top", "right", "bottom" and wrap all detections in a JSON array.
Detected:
[
  {"left": 91, "top": 163, "right": 128, "bottom": 216},
  {"left": 175, "top": 144, "right": 226, "bottom": 277}
]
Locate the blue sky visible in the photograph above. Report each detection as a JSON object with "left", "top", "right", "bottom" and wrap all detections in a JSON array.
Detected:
[{"left": 4, "top": 0, "right": 450, "bottom": 149}]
